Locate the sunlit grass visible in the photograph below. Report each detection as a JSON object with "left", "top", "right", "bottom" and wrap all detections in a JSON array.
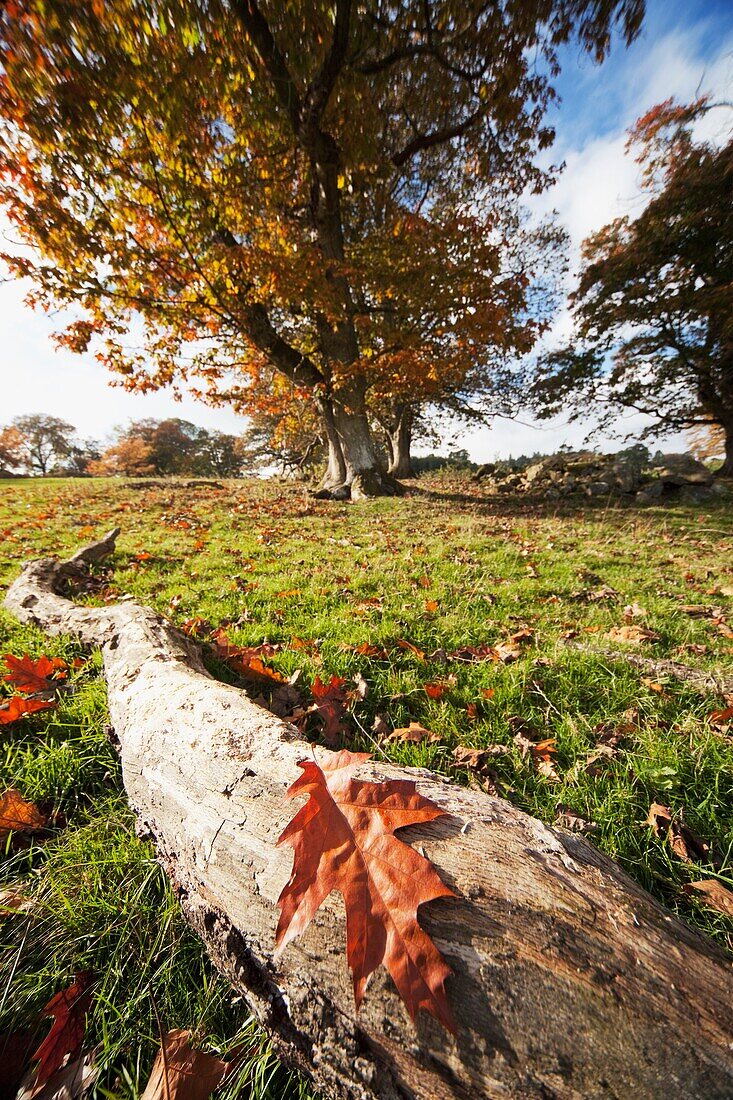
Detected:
[{"left": 0, "top": 473, "right": 731, "bottom": 1094}]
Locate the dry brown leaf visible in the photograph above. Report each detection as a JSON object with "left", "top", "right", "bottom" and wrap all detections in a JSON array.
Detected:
[
  {"left": 17, "top": 1051, "right": 98, "bottom": 1100},
  {"left": 494, "top": 642, "right": 522, "bottom": 663},
  {"left": 553, "top": 805, "right": 597, "bottom": 833},
  {"left": 606, "top": 625, "right": 660, "bottom": 645},
  {"left": 0, "top": 788, "right": 47, "bottom": 841},
  {"left": 646, "top": 801, "right": 673, "bottom": 837},
  {"left": 140, "top": 1030, "right": 228, "bottom": 1100},
  {"left": 646, "top": 803, "right": 712, "bottom": 864},
  {"left": 683, "top": 879, "right": 733, "bottom": 917},
  {"left": 389, "top": 722, "right": 442, "bottom": 745},
  {"left": 641, "top": 677, "right": 667, "bottom": 695}
]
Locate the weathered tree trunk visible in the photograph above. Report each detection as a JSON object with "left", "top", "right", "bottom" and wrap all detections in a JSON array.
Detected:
[
  {"left": 385, "top": 405, "right": 416, "bottom": 479},
  {"left": 317, "top": 383, "right": 404, "bottom": 500},
  {"left": 719, "top": 420, "right": 733, "bottom": 477},
  {"left": 6, "top": 532, "right": 733, "bottom": 1100}
]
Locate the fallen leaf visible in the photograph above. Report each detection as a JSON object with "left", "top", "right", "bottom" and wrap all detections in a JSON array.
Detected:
[
  {"left": 514, "top": 733, "right": 559, "bottom": 781},
  {"left": 29, "top": 975, "right": 93, "bottom": 1094},
  {"left": 641, "top": 677, "right": 667, "bottom": 695},
  {"left": 646, "top": 802, "right": 712, "bottom": 864},
  {"left": 494, "top": 642, "right": 522, "bottom": 663},
  {"left": 424, "top": 600, "right": 439, "bottom": 613},
  {"left": 276, "top": 748, "right": 455, "bottom": 1031},
  {"left": 452, "top": 745, "right": 508, "bottom": 769},
  {"left": 2, "top": 654, "right": 67, "bottom": 694},
  {"left": 343, "top": 642, "right": 390, "bottom": 660},
  {"left": 180, "top": 617, "right": 211, "bottom": 638},
  {"left": 290, "top": 637, "right": 321, "bottom": 659},
  {"left": 683, "top": 879, "right": 733, "bottom": 917},
  {"left": 0, "top": 696, "right": 55, "bottom": 726},
  {"left": 309, "top": 675, "right": 348, "bottom": 746},
  {"left": 622, "top": 601, "right": 646, "bottom": 622},
  {"left": 140, "top": 1030, "right": 228, "bottom": 1100},
  {"left": 389, "top": 722, "right": 442, "bottom": 745},
  {"left": 449, "top": 643, "right": 500, "bottom": 662},
  {"left": 17, "top": 1051, "right": 97, "bottom": 1100},
  {"left": 371, "top": 713, "right": 390, "bottom": 738},
  {"left": 424, "top": 679, "right": 454, "bottom": 700},
  {"left": 606, "top": 625, "right": 660, "bottom": 645},
  {"left": 0, "top": 885, "right": 34, "bottom": 916},
  {"left": 709, "top": 707, "right": 733, "bottom": 730},
  {"left": 646, "top": 801, "right": 673, "bottom": 837},
  {"left": 0, "top": 789, "right": 47, "bottom": 841},
  {"left": 395, "top": 639, "right": 425, "bottom": 660},
  {"left": 553, "top": 805, "right": 596, "bottom": 833}
]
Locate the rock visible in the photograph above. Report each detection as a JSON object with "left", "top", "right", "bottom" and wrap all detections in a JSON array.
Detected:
[
  {"left": 585, "top": 481, "right": 611, "bottom": 496},
  {"left": 636, "top": 481, "right": 664, "bottom": 503},
  {"left": 611, "top": 460, "right": 642, "bottom": 493},
  {"left": 653, "top": 453, "right": 713, "bottom": 483},
  {"left": 544, "top": 488, "right": 561, "bottom": 500}
]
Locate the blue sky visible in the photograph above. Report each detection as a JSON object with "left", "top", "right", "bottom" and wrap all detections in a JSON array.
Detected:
[{"left": 2, "top": 0, "right": 732, "bottom": 459}]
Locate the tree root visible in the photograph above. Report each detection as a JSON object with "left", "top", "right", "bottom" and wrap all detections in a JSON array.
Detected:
[{"left": 564, "top": 641, "right": 733, "bottom": 698}]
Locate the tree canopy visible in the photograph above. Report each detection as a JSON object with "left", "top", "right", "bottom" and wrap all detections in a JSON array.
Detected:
[
  {"left": 532, "top": 97, "right": 733, "bottom": 474},
  {"left": 0, "top": 0, "right": 643, "bottom": 495}
]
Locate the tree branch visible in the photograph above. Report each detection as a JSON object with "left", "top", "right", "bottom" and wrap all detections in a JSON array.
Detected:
[
  {"left": 231, "top": 0, "right": 302, "bottom": 132},
  {"left": 392, "top": 108, "right": 484, "bottom": 166}
]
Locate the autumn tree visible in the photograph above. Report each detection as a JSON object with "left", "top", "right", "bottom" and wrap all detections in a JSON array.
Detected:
[
  {"left": 4, "top": 415, "right": 79, "bottom": 476},
  {"left": 0, "top": 0, "right": 643, "bottom": 498},
  {"left": 88, "top": 436, "right": 157, "bottom": 477},
  {"left": 532, "top": 97, "right": 733, "bottom": 474},
  {"left": 0, "top": 426, "right": 23, "bottom": 475}
]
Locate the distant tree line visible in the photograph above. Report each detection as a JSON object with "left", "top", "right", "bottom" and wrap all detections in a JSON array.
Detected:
[{"left": 0, "top": 415, "right": 253, "bottom": 478}]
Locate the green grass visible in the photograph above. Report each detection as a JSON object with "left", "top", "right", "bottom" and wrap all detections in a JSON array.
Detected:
[{"left": 1, "top": 473, "right": 732, "bottom": 1095}]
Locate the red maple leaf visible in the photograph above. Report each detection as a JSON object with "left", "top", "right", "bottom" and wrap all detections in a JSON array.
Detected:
[
  {"left": 276, "top": 748, "right": 455, "bottom": 1031},
  {"left": 0, "top": 696, "right": 55, "bottom": 726},
  {"left": 309, "top": 675, "right": 348, "bottom": 746},
  {"left": 30, "top": 973, "right": 93, "bottom": 1090},
  {"left": 3, "top": 654, "right": 67, "bottom": 694}
]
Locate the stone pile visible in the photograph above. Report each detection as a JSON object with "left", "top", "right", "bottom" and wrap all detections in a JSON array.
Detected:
[{"left": 473, "top": 450, "right": 726, "bottom": 503}]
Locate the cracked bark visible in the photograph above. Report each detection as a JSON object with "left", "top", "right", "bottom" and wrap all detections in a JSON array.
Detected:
[{"left": 5, "top": 531, "right": 733, "bottom": 1100}]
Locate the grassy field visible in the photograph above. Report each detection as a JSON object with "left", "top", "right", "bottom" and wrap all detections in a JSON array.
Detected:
[{"left": 1, "top": 473, "right": 732, "bottom": 1097}]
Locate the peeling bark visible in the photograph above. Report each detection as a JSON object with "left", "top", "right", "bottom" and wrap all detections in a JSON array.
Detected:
[{"left": 6, "top": 532, "right": 733, "bottom": 1100}]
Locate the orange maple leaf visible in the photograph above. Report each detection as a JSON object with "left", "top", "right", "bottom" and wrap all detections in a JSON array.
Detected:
[
  {"left": 276, "top": 748, "right": 456, "bottom": 1031},
  {"left": 0, "top": 696, "right": 55, "bottom": 726},
  {"left": 30, "top": 973, "right": 93, "bottom": 1091},
  {"left": 3, "top": 654, "right": 67, "bottom": 694},
  {"left": 0, "top": 788, "right": 47, "bottom": 840}
]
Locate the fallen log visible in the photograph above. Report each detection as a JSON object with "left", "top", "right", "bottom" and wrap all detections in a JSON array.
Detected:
[{"left": 5, "top": 532, "right": 733, "bottom": 1100}]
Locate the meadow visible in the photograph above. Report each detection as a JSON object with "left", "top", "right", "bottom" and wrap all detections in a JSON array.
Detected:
[{"left": 1, "top": 473, "right": 732, "bottom": 1097}]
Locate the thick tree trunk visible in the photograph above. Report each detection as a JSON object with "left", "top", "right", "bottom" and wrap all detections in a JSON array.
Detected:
[
  {"left": 386, "top": 406, "right": 416, "bottom": 479},
  {"left": 718, "top": 421, "right": 733, "bottom": 477},
  {"left": 317, "top": 384, "right": 404, "bottom": 500},
  {"left": 6, "top": 532, "right": 733, "bottom": 1100}
]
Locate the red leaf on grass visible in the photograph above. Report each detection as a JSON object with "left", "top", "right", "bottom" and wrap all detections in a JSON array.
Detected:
[
  {"left": 276, "top": 748, "right": 455, "bottom": 1031},
  {"left": 30, "top": 974, "right": 93, "bottom": 1092},
  {"left": 3, "top": 654, "right": 67, "bottom": 694},
  {"left": 0, "top": 696, "right": 55, "bottom": 726},
  {"left": 310, "top": 676, "right": 348, "bottom": 746}
]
